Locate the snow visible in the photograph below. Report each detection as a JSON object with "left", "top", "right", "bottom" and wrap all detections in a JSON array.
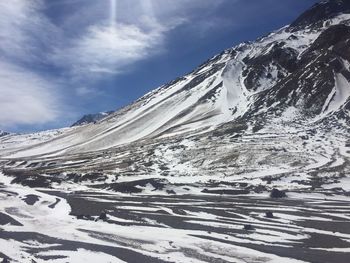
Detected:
[
  {"left": 1, "top": 172, "right": 318, "bottom": 263},
  {"left": 221, "top": 53, "right": 250, "bottom": 118},
  {"left": 323, "top": 177, "right": 350, "bottom": 191},
  {"left": 0, "top": 127, "right": 72, "bottom": 157},
  {"left": 0, "top": 6, "right": 350, "bottom": 263},
  {"left": 321, "top": 73, "right": 350, "bottom": 115}
]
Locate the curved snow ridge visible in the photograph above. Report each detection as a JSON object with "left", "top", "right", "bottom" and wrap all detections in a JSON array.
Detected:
[{"left": 322, "top": 73, "right": 350, "bottom": 114}]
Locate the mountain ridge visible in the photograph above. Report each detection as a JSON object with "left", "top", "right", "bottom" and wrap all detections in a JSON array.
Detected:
[
  {"left": 71, "top": 111, "right": 114, "bottom": 127},
  {"left": 290, "top": 0, "right": 350, "bottom": 30},
  {"left": 0, "top": 0, "right": 349, "bottom": 160},
  {"left": 0, "top": 130, "right": 9, "bottom": 137}
]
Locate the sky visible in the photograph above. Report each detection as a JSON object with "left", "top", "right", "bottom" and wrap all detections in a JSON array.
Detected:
[{"left": 0, "top": 0, "right": 319, "bottom": 133}]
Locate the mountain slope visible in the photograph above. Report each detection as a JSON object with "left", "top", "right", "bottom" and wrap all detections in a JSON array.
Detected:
[
  {"left": 290, "top": 0, "right": 350, "bottom": 30},
  {"left": 1, "top": 0, "right": 350, "bottom": 160}
]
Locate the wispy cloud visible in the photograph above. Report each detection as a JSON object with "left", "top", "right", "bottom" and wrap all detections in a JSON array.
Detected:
[
  {"left": 50, "top": 0, "right": 190, "bottom": 79},
  {"left": 0, "top": 61, "right": 60, "bottom": 128},
  {"left": 0, "top": 0, "right": 233, "bottom": 130},
  {"left": 76, "top": 86, "right": 101, "bottom": 97},
  {"left": 52, "top": 23, "right": 165, "bottom": 77},
  {"left": 0, "top": 0, "right": 60, "bottom": 63},
  {"left": 0, "top": 0, "right": 63, "bottom": 130}
]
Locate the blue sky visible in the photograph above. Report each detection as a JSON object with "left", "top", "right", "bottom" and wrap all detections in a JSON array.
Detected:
[{"left": 0, "top": 0, "right": 319, "bottom": 133}]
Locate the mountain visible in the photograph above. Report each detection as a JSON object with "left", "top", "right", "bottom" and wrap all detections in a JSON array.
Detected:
[
  {"left": 1, "top": 1, "right": 349, "bottom": 192},
  {"left": 0, "top": 130, "right": 9, "bottom": 137},
  {"left": 71, "top": 111, "right": 114, "bottom": 127},
  {"left": 290, "top": 0, "right": 350, "bottom": 30},
  {"left": 2, "top": 1, "right": 349, "bottom": 158}
]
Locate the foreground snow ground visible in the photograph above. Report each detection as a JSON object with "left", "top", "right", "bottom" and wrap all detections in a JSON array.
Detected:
[
  {"left": 1, "top": 124, "right": 350, "bottom": 262},
  {"left": 1, "top": 163, "right": 350, "bottom": 263}
]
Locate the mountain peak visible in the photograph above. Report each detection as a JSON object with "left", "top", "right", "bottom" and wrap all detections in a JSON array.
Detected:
[
  {"left": 0, "top": 130, "right": 9, "bottom": 137},
  {"left": 290, "top": 0, "right": 350, "bottom": 30},
  {"left": 71, "top": 111, "right": 113, "bottom": 127}
]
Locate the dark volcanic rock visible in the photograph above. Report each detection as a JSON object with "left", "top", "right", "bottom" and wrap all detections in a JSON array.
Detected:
[
  {"left": 246, "top": 23, "right": 350, "bottom": 120},
  {"left": 91, "top": 178, "right": 168, "bottom": 194},
  {"left": 48, "top": 198, "right": 61, "bottom": 209},
  {"left": 76, "top": 214, "right": 94, "bottom": 221},
  {"left": 265, "top": 211, "right": 274, "bottom": 218},
  {"left": 201, "top": 189, "right": 250, "bottom": 195},
  {"left": 243, "top": 224, "right": 254, "bottom": 231},
  {"left": 99, "top": 211, "right": 108, "bottom": 221},
  {"left": 11, "top": 175, "right": 51, "bottom": 188},
  {"left": 308, "top": 24, "right": 350, "bottom": 54},
  {"left": 79, "top": 172, "right": 107, "bottom": 182},
  {"left": 71, "top": 111, "right": 113, "bottom": 127},
  {"left": 4, "top": 170, "right": 62, "bottom": 188},
  {"left": 270, "top": 188, "right": 287, "bottom": 198},
  {"left": 0, "top": 130, "right": 9, "bottom": 137},
  {"left": 0, "top": 212, "right": 23, "bottom": 226},
  {"left": 290, "top": 0, "right": 350, "bottom": 31},
  {"left": 22, "top": 194, "right": 40, "bottom": 205},
  {"left": 242, "top": 43, "right": 298, "bottom": 92}
]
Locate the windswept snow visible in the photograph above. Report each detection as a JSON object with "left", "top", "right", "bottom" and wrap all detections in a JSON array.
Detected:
[{"left": 322, "top": 73, "right": 350, "bottom": 115}]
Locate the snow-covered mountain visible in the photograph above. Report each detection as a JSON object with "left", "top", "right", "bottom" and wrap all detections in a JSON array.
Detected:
[
  {"left": 1, "top": 0, "right": 349, "bottom": 159},
  {"left": 0, "top": 130, "right": 9, "bottom": 137},
  {"left": 71, "top": 111, "right": 114, "bottom": 127},
  {"left": 0, "top": 0, "right": 349, "bottom": 176}
]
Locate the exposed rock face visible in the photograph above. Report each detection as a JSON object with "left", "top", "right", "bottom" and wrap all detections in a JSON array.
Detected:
[
  {"left": 309, "top": 24, "right": 350, "bottom": 52},
  {"left": 98, "top": 210, "right": 108, "bottom": 221},
  {"left": 244, "top": 224, "right": 254, "bottom": 231},
  {"left": 246, "top": 23, "right": 350, "bottom": 123},
  {"left": 270, "top": 189, "right": 287, "bottom": 198},
  {"left": 71, "top": 111, "right": 113, "bottom": 127},
  {"left": 265, "top": 211, "right": 274, "bottom": 218},
  {"left": 0, "top": 131, "right": 9, "bottom": 137},
  {"left": 290, "top": 0, "right": 350, "bottom": 30},
  {"left": 242, "top": 43, "right": 298, "bottom": 92}
]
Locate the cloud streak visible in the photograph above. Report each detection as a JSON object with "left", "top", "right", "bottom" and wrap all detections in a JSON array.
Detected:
[
  {"left": 52, "top": 23, "right": 165, "bottom": 77},
  {"left": 0, "top": 0, "right": 60, "bottom": 63},
  {"left": 50, "top": 0, "right": 191, "bottom": 78},
  {"left": 0, "top": 0, "right": 237, "bottom": 130},
  {"left": 0, "top": 61, "right": 60, "bottom": 128},
  {"left": 0, "top": 0, "right": 230, "bottom": 130},
  {"left": 0, "top": 0, "right": 63, "bottom": 130}
]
